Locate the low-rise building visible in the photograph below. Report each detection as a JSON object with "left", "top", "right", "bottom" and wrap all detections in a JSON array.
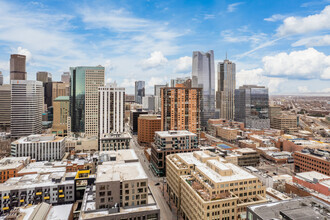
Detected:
[
  {"left": 98, "top": 132, "right": 131, "bottom": 151},
  {"left": 0, "top": 157, "right": 30, "bottom": 183},
  {"left": 233, "top": 148, "right": 260, "bottom": 167},
  {"left": 150, "top": 130, "right": 199, "bottom": 176},
  {"left": 216, "top": 127, "right": 238, "bottom": 141},
  {"left": 166, "top": 151, "right": 267, "bottom": 220},
  {"left": 79, "top": 149, "right": 160, "bottom": 220},
  {"left": 11, "top": 134, "right": 65, "bottom": 161},
  {"left": 293, "top": 148, "right": 330, "bottom": 175},
  {"left": 247, "top": 196, "right": 330, "bottom": 220},
  {"left": 293, "top": 171, "right": 330, "bottom": 196},
  {"left": 138, "top": 115, "right": 161, "bottom": 146},
  {"left": 271, "top": 114, "right": 298, "bottom": 134},
  {"left": 283, "top": 138, "right": 329, "bottom": 152},
  {"left": 0, "top": 171, "right": 75, "bottom": 214},
  {"left": 256, "top": 147, "right": 292, "bottom": 164},
  {"left": 65, "top": 136, "right": 98, "bottom": 152}
]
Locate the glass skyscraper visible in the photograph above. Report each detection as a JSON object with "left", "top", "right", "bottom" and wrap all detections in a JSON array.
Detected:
[
  {"left": 234, "top": 85, "right": 270, "bottom": 129},
  {"left": 135, "top": 81, "right": 145, "bottom": 104},
  {"left": 192, "top": 50, "right": 216, "bottom": 127},
  {"left": 70, "top": 66, "right": 105, "bottom": 136},
  {"left": 216, "top": 59, "right": 236, "bottom": 120}
]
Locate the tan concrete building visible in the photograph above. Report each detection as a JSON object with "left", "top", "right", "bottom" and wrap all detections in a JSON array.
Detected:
[
  {"left": 166, "top": 151, "right": 267, "bottom": 220},
  {"left": 216, "top": 127, "right": 239, "bottom": 141},
  {"left": 138, "top": 115, "right": 161, "bottom": 145},
  {"left": 271, "top": 114, "right": 298, "bottom": 134},
  {"left": 233, "top": 148, "right": 260, "bottom": 167},
  {"left": 52, "top": 96, "right": 69, "bottom": 136},
  {"left": 161, "top": 84, "right": 202, "bottom": 135},
  {"left": 269, "top": 105, "right": 281, "bottom": 128}
]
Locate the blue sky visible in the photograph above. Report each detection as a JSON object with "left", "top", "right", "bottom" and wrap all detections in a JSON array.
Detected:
[{"left": 0, "top": 0, "right": 330, "bottom": 95}]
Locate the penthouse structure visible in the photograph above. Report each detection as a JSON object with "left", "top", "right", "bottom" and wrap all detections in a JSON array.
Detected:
[
  {"left": 294, "top": 149, "right": 330, "bottom": 175},
  {"left": 161, "top": 84, "right": 202, "bottom": 135},
  {"left": 0, "top": 157, "right": 30, "bottom": 183},
  {"left": 151, "top": 130, "right": 199, "bottom": 177},
  {"left": 138, "top": 115, "right": 161, "bottom": 145},
  {"left": 0, "top": 171, "right": 75, "bottom": 214},
  {"left": 166, "top": 151, "right": 267, "bottom": 220},
  {"left": 11, "top": 80, "right": 43, "bottom": 138},
  {"left": 11, "top": 134, "right": 65, "bottom": 161},
  {"left": 79, "top": 150, "right": 160, "bottom": 219}
]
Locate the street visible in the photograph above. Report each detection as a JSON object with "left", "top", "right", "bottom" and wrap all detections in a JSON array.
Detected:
[{"left": 127, "top": 125, "right": 175, "bottom": 220}]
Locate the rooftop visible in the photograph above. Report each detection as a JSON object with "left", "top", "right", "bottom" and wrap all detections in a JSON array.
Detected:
[
  {"left": 13, "top": 134, "right": 65, "bottom": 144},
  {"left": 97, "top": 149, "right": 138, "bottom": 163},
  {"left": 54, "top": 96, "right": 69, "bottom": 101},
  {"left": 248, "top": 196, "right": 330, "bottom": 220},
  {"left": 296, "top": 171, "right": 330, "bottom": 183},
  {"left": 96, "top": 162, "right": 147, "bottom": 183},
  {"left": 0, "top": 157, "right": 30, "bottom": 171},
  {"left": 155, "top": 130, "right": 196, "bottom": 138}
]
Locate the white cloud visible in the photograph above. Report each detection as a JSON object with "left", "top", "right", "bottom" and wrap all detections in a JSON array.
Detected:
[
  {"left": 292, "top": 35, "right": 330, "bottom": 47},
  {"left": 264, "top": 14, "right": 286, "bottom": 22},
  {"left": 277, "top": 5, "right": 330, "bottom": 36},
  {"left": 236, "top": 68, "right": 285, "bottom": 93},
  {"left": 204, "top": 14, "right": 215, "bottom": 20},
  {"left": 147, "top": 76, "right": 168, "bottom": 88},
  {"left": 119, "top": 78, "right": 136, "bottom": 88},
  {"left": 298, "top": 86, "right": 310, "bottom": 93},
  {"left": 322, "top": 87, "right": 330, "bottom": 93},
  {"left": 227, "top": 2, "right": 244, "bottom": 13},
  {"left": 175, "top": 56, "right": 192, "bottom": 73},
  {"left": 141, "top": 51, "right": 168, "bottom": 70},
  {"left": 13, "top": 47, "right": 32, "bottom": 62},
  {"left": 221, "top": 30, "right": 268, "bottom": 45},
  {"left": 262, "top": 48, "right": 330, "bottom": 79}
]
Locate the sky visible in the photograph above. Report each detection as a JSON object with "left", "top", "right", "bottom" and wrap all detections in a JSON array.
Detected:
[{"left": 0, "top": 0, "right": 330, "bottom": 95}]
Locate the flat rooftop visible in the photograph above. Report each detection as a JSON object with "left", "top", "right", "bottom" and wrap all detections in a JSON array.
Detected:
[
  {"left": 96, "top": 162, "right": 147, "bottom": 183},
  {"left": 13, "top": 134, "right": 65, "bottom": 144},
  {"left": 155, "top": 130, "right": 196, "bottom": 138},
  {"left": 248, "top": 196, "right": 330, "bottom": 220},
  {"left": 0, "top": 157, "right": 29, "bottom": 171},
  {"left": 98, "top": 149, "right": 138, "bottom": 163},
  {"left": 296, "top": 171, "right": 330, "bottom": 182}
]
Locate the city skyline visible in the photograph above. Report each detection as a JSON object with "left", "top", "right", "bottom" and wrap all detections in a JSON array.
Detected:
[{"left": 0, "top": 0, "right": 330, "bottom": 95}]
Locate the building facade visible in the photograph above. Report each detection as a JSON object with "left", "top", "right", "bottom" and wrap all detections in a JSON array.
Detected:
[
  {"left": 10, "top": 54, "right": 27, "bottom": 81},
  {"left": 70, "top": 66, "right": 105, "bottom": 136},
  {"left": 52, "top": 96, "right": 69, "bottom": 136},
  {"left": 166, "top": 151, "right": 267, "bottom": 220},
  {"left": 0, "top": 84, "right": 11, "bottom": 131},
  {"left": 36, "top": 71, "right": 52, "bottom": 83},
  {"left": 98, "top": 83, "right": 125, "bottom": 138},
  {"left": 11, "top": 80, "right": 43, "bottom": 138},
  {"left": 142, "top": 95, "right": 159, "bottom": 112},
  {"left": 99, "top": 132, "right": 131, "bottom": 151},
  {"left": 11, "top": 134, "right": 65, "bottom": 161},
  {"left": 272, "top": 114, "right": 298, "bottom": 134},
  {"left": 0, "top": 157, "right": 30, "bottom": 183},
  {"left": 0, "top": 71, "right": 3, "bottom": 86},
  {"left": 150, "top": 130, "right": 199, "bottom": 176},
  {"left": 138, "top": 115, "right": 161, "bottom": 145},
  {"left": 135, "top": 81, "right": 145, "bottom": 104},
  {"left": 192, "top": 50, "right": 216, "bottom": 127},
  {"left": 235, "top": 85, "right": 270, "bottom": 129},
  {"left": 130, "top": 109, "right": 148, "bottom": 134},
  {"left": 160, "top": 85, "right": 202, "bottom": 135},
  {"left": 216, "top": 59, "right": 236, "bottom": 120},
  {"left": 61, "top": 72, "right": 70, "bottom": 83},
  {"left": 293, "top": 149, "right": 330, "bottom": 175}
]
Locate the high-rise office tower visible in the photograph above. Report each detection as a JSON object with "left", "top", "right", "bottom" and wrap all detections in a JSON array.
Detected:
[
  {"left": 36, "top": 71, "right": 52, "bottom": 83},
  {"left": 234, "top": 85, "right": 270, "bottom": 129},
  {"left": 70, "top": 66, "right": 105, "bottom": 136},
  {"left": 170, "top": 77, "right": 190, "bottom": 87},
  {"left": 52, "top": 96, "right": 69, "bottom": 136},
  {"left": 98, "top": 82, "right": 125, "bottom": 137},
  {"left": 61, "top": 72, "right": 70, "bottom": 83},
  {"left": 142, "top": 95, "right": 159, "bottom": 112},
  {"left": 10, "top": 54, "right": 27, "bottom": 81},
  {"left": 11, "top": 80, "right": 43, "bottom": 138},
  {"left": 192, "top": 50, "right": 216, "bottom": 127},
  {"left": 154, "top": 84, "right": 167, "bottom": 112},
  {"left": 216, "top": 59, "right": 236, "bottom": 120},
  {"left": 0, "top": 84, "right": 11, "bottom": 131},
  {"left": 135, "top": 81, "right": 145, "bottom": 104},
  {"left": 161, "top": 84, "right": 202, "bottom": 135},
  {"left": 44, "top": 82, "right": 70, "bottom": 108},
  {"left": 0, "top": 71, "right": 3, "bottom": 85}
]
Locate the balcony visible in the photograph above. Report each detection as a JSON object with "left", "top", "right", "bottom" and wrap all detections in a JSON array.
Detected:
[
  {"left": 3, "top": 207, "right": 9, "bottom": 211},
  {"left": 20, "top": 199, "right": 24, "bottom": 202},
  {"left": 44, "top": 196, "right": 50, "bottom": 200},
  {"left": 36, "top": 192, "right": 42, "bottom": 195},
  {"left": 59, "top": 190, "right": 63, "bottom": 193},
  {"left": 59, "top": 194, "right": 64, "bottom": 198},
  {"left": 3, "top": 196, "right": 9, "bottom": 200}
]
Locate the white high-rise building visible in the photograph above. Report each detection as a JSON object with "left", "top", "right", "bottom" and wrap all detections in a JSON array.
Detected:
[
  {"left": 216, "top": 59, "right": 236, "bottom": 120},
  {"left": 98, "top": 83, "right": 125, "bottom": 137},
  {"left": 11, "top": 80, "right": 43, "bottom": 138},
  {"left": 192, "top": 50, "right": 216, "bottom": 127}
]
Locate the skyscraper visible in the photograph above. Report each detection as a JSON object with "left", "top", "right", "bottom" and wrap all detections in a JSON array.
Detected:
[
  {"left": 44, "top": 81, "right": 70, "bottom": 108},
  {"left": 154, "top": 84, "right": 167, "bottom": 112},
  {"left": 170, "top": 77, "right": 190, "bottom": 87},
  {"left": 161, "top": 84, "right": 202, "bottom": 135},
  {"left": 36, "top": 71, "right": 52, "bottom": 83},
  {"left": 70, "top": 66, "right": 105, "bottom": 136},
  {"left": 11, "top": 80, "right": 43, "bottom": 138},
  {"left": 61, "top": 72, "right": 70, "bottom": 83},
  {"left": 0, "top": 84, "right": 11, "bottom": 131},
  {"left": 98, "top": 82, "right": 125, "bottom": 137},
  {"left": 216, "top": 59, "right": 236, "bottom": 120},
  {"left": 234, "top": 85, "right": 270, "bottom": 129},
  {"left": 135, "top": 81, "right": 145, "bottom": 104},
  {"left": 192, "top": 50, "right": 216, "bottom": 127},
  {"left": 0, "top": 71, "right": 3, "bottom": 86},
  {"left": 10, "top": 54, "right": 27, "bottom": 81}
]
